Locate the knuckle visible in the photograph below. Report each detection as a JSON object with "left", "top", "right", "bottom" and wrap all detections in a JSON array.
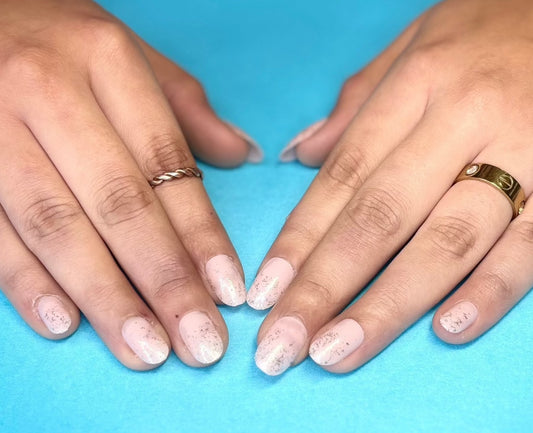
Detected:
[
  {"left": 298, "top": 278, "right": 337, "bottom": 310},
  {"left": 178, "top": 215, "right": 219, "bottom": 250},
  {"left": 425, "top": 216, "right": 478, "bottom": 260},
  {"left": 365, "top": 286, "right": 407, "bottom": 324},
  {"left": 345, "top": 187, "right": 404, "bottom": 239},
  {"left": 82, "top": 18, "right": 131, "bottom": 55},
  {"left": 282, "top": 215, "right": 322, "bottom": 246},
  {"left": 166, "top": 73, "right": 206, "bottom": 102},
  {"left": 5, "top": 45, "right": 60, "bottom": 93},
  {"left": 320, "top": 146, "right": 369, "bottom": 195},
  {"left": 142, "top": 133, "right": 194, "bottom": 177},
  {"left": 82, "top": 280, "right": 122, "bottom": 315},
  {"left": 95, "top": 175, "right": 155, "bottom": 227},
  {"left": 510, "top": 216, "right": 533, "bottom": 245},
  {"left": 22, "top": 194, "right": 83, "bottom": 241},
  {"left": 150, "top": 256, "right": 195, "bottom": 301},
  {"left": 476, "top": 271, "right": 514, "bottom": 302}
]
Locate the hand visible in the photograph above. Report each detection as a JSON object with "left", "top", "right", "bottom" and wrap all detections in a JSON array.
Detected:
[
  {"left": 250, "top": 0, "right": 533, "bottom": 375},
  {"left": 0, "top": 0, "right": 260, "bottom": 370}
]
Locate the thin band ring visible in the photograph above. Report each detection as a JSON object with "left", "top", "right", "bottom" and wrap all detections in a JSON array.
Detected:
[
  {"left": 454, "top": 163, "right": 526, "bottom": 218},
  {"left": 149, "top": 167, "right": 203, "bottom": 187}
]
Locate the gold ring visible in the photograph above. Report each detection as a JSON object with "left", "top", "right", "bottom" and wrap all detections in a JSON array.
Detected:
[
  {"left": 454, "top": 163, "right": 526, "bottom": 218},
  {"left": 149, "top": 167, "right": 203, "bottom": 187}
]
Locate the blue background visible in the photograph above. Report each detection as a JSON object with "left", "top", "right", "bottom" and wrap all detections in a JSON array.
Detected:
[{"left": 1, "top": 0, "right": 532, "bottom": 432}]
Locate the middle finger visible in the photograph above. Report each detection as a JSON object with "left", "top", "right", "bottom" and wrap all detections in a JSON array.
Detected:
[{"left": 254, "top": 103, "right": 490, "bottom": 375}]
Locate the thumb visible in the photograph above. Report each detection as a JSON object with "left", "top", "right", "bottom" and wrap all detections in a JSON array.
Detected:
[
  {"left": 281, "top": 13, "right": 425, "bottom": 167},
  {"left": 139, "top": 39, "right": 263, "bottom": 167}
]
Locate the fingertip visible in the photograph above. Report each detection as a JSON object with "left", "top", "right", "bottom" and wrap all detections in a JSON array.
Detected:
[
  {"left": 35, "top": 295, "right": 80, "bottom": 340},
  {"left": 432, "top": 302, "right": 479, "bottom": 345},
  {"left": 295, "top": 140, "right": 329, "bottom": 167}
]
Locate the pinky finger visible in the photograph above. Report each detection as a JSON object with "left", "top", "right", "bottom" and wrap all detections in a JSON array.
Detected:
[
  {"left": 0, "top": 205, "right": 80, "bottom": 339},
  {"left": 434, "top": 201, "right": 533, "bottom": 344}
]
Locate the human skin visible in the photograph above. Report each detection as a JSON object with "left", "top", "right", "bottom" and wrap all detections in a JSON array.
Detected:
[
  {"left": 0, "top": 0, "right": 261, "bottom": 370},
  {"left": 252, "top": 0, "right": 533, "bottom": 375}
]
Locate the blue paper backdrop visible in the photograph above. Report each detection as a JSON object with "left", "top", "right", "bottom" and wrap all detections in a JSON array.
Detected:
[{"left": 1, "top": 1, "right": 532, "bottom": 432}]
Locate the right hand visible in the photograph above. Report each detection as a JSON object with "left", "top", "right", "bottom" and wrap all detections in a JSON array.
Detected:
[{"left": 0, "top": 0, "right": 256, "bottom": 370}]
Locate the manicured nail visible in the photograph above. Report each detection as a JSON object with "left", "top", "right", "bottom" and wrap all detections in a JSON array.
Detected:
[
  {"left": 122, "top": 317, "right": 169, "bottom": 365},
  {"left": 309, "top": 319, "right": 364, "bottom": 366},
  {"left": 179, "top": 311, "right": 224, "bottom": 364},
  {"left": 226, "top": 122, "right": 264, "bottom": 163},
  {"left": 440, "top": 301, "right": 479, "bottom": 334},
  {"left": 206, "top": 254, "right": 246, "bottom": 306},
  {"left": 255, "top": 316, "right": 307, "bottom": 376},
  {"left": 247, "top": 257, "right": 295, "bottom": 310},
  {"left": 279, "top": 119, "right": 327, "bottom": 162},
  {"left": 36, "top": 295, "right": 72, "bottom": 335}
]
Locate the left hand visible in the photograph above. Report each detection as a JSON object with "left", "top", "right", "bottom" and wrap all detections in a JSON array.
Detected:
[{"left": 249, "top": 0, "right": 533, "bottom": 375}]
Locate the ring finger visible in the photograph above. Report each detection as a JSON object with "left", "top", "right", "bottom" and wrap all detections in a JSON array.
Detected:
[{"left": 309, "top": 152, "right": 530, "bottom": 373}]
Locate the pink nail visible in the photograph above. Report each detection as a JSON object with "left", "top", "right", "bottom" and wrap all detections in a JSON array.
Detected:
[
  {"left": 247, "top": 257, "right": 295, "bottom": 310},
  {"left": 206, "top": 255, "right": 246, "bottom": 306},
  {"left": 226, "top": 122, "right": 264, "bottom": 163},
  {"left": 309, "top": 319, "right": 364, "bottom": 366},
  {"left": 255, "top": 316, "right": 307, "bottom": 376},
  {"left": 279, "top": 119, "right": 327, "bottom": 162},
  {"left": 440, "top": 301, "right": 479, "bottom": 334},
  {"left": 122, "top": 317, "right": 169, "bottom": 365},
  {"left": 179, "top": 311, "right": 224, "bottom": 364},
  {"left": 37, "top": 296, "right": 72, "bottom": 335}
]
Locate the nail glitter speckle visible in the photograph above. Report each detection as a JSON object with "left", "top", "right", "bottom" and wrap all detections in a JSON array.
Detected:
[
  {"left": 440, "top": 301, "right": 478, "bottom": 334},
  {"left": 179, "top": 311, "right": 224, "bottom": 364},
  {"left": 206, "top": 255, "right": 246, "bottom": 306},
  {"left": 122, "top": 317, "right": 169, "bottom": 365},
  {"left": 37, "top": 296, "right": 72, "bottom": 335},
  {"left": 255, "top": 316, "right": 307, "bottom": 376},
  {"left": 309, "top": 319, "right": 364, "bottom": 366},
  {"left": 247, "top": 258, "right": 295, "bottom": 310}
]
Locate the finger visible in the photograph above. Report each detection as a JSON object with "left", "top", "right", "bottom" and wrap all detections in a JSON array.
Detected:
[
  {"left": 279, "top": 13, "right": 426, "bottom": 166},
  {"left": 0, "top": 118, "right": 170, "bottom": 369},
  {"left": 253, "top": 103, "right": 490, "bottom": 375},
  {"left": 0, "top": 205, "right": 79, "bottom": 339},
  {"left": 88, "top": 25, "right": 247, "bottom": 308},
  {"left": 247, "top": 53, "right": 431, "bottom": 310},
  {"left": 137, "top": 38, "right": 262, "bottom": 166},
  {"left": 12, "top": 45, "right": 227, "bottom": 367},
  {"left": 434, "top": 193, "right": 533, "bottom": 343},
  {"left": 309, "top": 179, "right": 512, "bottom": 373},
  {"left": 308, "top": 142, "right": 533, "bottom": 373}
]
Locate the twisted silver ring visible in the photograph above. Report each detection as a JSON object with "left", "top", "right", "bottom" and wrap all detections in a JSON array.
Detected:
[{"left": 149, "top": 167, "right": 203, "bottom": 187}]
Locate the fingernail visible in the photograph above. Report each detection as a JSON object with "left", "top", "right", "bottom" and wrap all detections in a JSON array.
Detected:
[
  {"left": 309, "top": 319, "right": 364, "bottom": 366},
  {"left": 36, "top": 295, "right": 72, "bottom": 335},
  {"left": 247, "top": 257, "right": 295, "bottom": 310},
  {"left": 255, "top": 316, "right": 307, "bottom": 376},
  {"left": 206, "top": 254, "right": 246, "bottom": 306},
  {"left": 226, "top": 122, "right": 264, "bottom": 163},
  {"left": 279, "top": 119, "right": 327, "bottom": 162},
  {"left": 440, "top": 301, "right": 479, "bottom": 334},
  {"left": 122, "top": 317, "right": 170, "bottom": 365},
  {"left": 179, "top": 311, "right": 224, "bottom": 364}
]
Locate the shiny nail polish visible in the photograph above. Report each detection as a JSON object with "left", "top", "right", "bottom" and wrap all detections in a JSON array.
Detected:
[
  {"left": 226, "top": 122, "right": 264, "bottom": 163},
  {"left": 440, "top": 301, "right": 478, "bottom": 334},
  {"left": 279, "top": 119, "right": 327, "bottom": 162},
  {"left": 179, "top": 311, "right": 224, "bottom": 364},
  {"left": 255, "top": 316, "right": 307, "bottom": 376},
  {"left": 122, "top": 317, "right": 169, "bottom": 365},
  {"left": 309, "top": 319, "right": 364, "bottom": 366},
  {"left": 206, "top": 254, "right": 246, "bottom": 306},
  {"left": 37, "top": 295, "right": 72, "bottom": 335},
  {"left": 247, "top": 258, "right": 295, "bottom": 310}
]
